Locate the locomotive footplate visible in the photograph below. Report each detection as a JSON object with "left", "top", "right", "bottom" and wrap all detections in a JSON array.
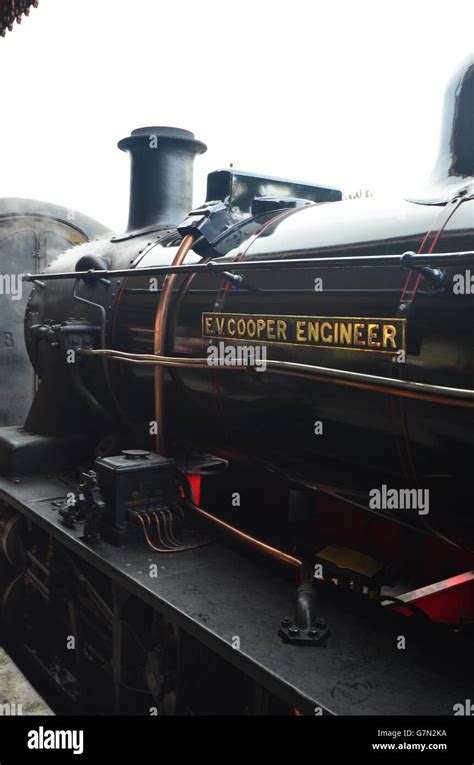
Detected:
[{"left": 0, "top": 472, "right": 473, "bottom": 716}]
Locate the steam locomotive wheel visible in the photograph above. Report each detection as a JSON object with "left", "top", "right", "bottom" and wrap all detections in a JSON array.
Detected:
[
  {"left": 144, "top": 648, "right": 176, "bottom": 715},
  {"left": 0, "top": 513, "right": 26, "bottom": 569},
  {"left": 1, "top": 573, "right": 26, "bottom": 635},
  {"left": 144, "top": 647, "right": 163, "bottom": 702}
]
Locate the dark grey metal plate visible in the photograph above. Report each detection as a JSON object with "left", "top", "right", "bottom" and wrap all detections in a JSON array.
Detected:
[{"left": 0, "top": 199, "right": 110, "bottom": 428}]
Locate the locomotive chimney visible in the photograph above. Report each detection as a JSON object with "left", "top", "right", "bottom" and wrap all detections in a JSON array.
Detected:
[{"left": 118, "top": 126, "right": 207, "bottom": 233}]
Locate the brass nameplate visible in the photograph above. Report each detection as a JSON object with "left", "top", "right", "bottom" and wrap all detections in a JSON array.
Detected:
[{"left": 202, "top": 312, "right": 405, "bottom": 354}]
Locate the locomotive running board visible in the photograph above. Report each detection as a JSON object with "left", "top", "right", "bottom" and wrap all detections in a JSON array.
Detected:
[{"left": 0, "top": 472, "right": 473, "bottom": 716}]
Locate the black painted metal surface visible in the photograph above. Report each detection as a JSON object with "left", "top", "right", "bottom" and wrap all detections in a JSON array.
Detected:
[
  {"left": 0, "top": 473, "right": 472, "bottom": 716},
  {"left": 117, "top": 127, "right": 207, "bottom": 236},
  {"left": 206, "top": 169, "right": 341, "bottom": 214},
  {"left": 21, "top": 190, "right": 474, "bottom": 547}
]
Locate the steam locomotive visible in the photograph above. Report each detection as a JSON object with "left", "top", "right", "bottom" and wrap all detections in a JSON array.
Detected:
[{"left": 0, "top": 58, "right": 473, "bottom": 716}]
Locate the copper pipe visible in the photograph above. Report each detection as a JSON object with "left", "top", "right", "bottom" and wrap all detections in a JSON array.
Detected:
[
  {"left": 137, "top": 514, "right": 178, "bottom": 552},
  {"left": 81, "top": 348, "right": 208, "bottom": 364},
  {"left": 155, "top": 510, "right": 178, "bottom": 548},
  {"left": 136, "top": 513, "right": 210, "bottom": 553},
  {"left": 184, "top": 501, "right": 312, "bottom": 583},
  {"left": 153, "top": 233, "right": 195, "bottom": 454},
  {"left": 273, "top": 368, "right": 474, "bottom": 410},
  {"left": 85, "top": 353, "right": 211, "bottom": 369},
  {"left": 149, "top": 512, "right": 174, "bottom": 549},
  {"left": 80, "top": 348, "right": 474, "bottom": 410},
  {"left": 161, "top": 508, "right": 182, "bottom": 546}
]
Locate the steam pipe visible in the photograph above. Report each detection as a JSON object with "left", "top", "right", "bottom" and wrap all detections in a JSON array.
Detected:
[
  {"left": 78, "top": 347, "right": 474, "bottom": 408},
  {"left": 182, "top": 500, "right": 312, "bottom": 584}
]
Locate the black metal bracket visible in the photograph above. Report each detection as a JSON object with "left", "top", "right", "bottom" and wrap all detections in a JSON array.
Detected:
[
  {"left": 59, "top": 470, "right": 105, "bottom": 544},
  {"left": 401, "top": 251, "right": 446, "bottom": 290},
  {"left": 220, "top": 270, "right": 264, "bottom": 295},
  {"left": 177, "top": 201, "right": 241, "bottom": 258}
]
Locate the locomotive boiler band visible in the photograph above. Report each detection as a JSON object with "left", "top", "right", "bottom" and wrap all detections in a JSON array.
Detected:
[{"left": 202, "top": 312, "right": 406, "bottom": 353}]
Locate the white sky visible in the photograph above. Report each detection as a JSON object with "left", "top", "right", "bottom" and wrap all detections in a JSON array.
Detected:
[{"left": 0, "top": 0, "right": 473, "bottom": 231}]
